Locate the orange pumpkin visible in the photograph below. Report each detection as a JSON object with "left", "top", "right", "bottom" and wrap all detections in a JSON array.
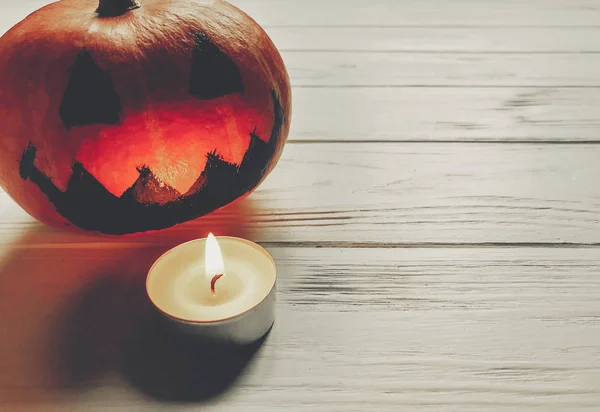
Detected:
[{"left": 0, "top": 0, "right": 291, "bottom": 235}]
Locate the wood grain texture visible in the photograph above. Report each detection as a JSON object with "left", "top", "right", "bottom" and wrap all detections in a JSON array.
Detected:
[
  {"left": 1, "top": 1, "right": 600, "bottom": 411},
  {"left": 1, "top": 144, "right": 600, "bottom": 246},
  {"left": 289, "top": 87, "right": 600, "bottom": 142},
  {"left": 267, "top": 27, "right": 600, "bottom": 53},
  {"left": 6, "top": 0, "right": 600, "bottom": 30},
  {"left": 0, "top": 246, "right": 598, "bottom": 411},
  {"left": 5, "top": 3, "right": 600, "bottom": 52},
  {"left": 230, "top": 0, "right": 600, "bottom": 27},
  {"left": 283, "top": 52, "right": 600, "bottom": 87}
]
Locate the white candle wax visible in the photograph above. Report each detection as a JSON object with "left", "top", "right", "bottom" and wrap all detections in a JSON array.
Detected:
[{"left": 146, "top": 235, "right": 276, "bottom": 345}]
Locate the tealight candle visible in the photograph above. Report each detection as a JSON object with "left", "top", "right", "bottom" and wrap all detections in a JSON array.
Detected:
[{"left": 146, "top": 234, "right": 276, "bottom": 345}]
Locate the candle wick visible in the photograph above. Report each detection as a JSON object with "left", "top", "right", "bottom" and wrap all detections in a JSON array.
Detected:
[{"left": 211, "top": 274, "right": 224, "bottom": 294}]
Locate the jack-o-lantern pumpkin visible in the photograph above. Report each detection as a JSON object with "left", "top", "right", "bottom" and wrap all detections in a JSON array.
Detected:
[{"left": 0, "top": 0, "right": 291, "bottom": 235}]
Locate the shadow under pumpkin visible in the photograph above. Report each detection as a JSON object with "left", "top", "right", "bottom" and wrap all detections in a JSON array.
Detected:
[{"left": 17, "top": 28, "right": 286, "bottom": 235}]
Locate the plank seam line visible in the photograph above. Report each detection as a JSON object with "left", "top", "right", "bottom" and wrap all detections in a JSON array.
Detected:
[
  {"left": 293, "top": 85, "right": 600, "bottom": 89},
  {"left": 264, "top": 25, "right": 600, "bottom": 29},
  {"left": 6, "top": 242, "right": 600, "bottom": 250},
  {"left": 281, "top": 50, "right": 600, "bottom": 54},
  {"left": 286, "top": 139, "right": 600, "bottom": 145},
  {"left": 259, "top": 242, "right": 600, "bottom": 249}
]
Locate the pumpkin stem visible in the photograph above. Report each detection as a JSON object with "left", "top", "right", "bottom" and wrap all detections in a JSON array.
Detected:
[{"left": 97, "top": 0, "right": 141, "bottom": 17}]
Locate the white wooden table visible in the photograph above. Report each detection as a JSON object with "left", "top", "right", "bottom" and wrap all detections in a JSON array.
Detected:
[{"left": 1, "top": 1, "right": 600, "bottom": 410}]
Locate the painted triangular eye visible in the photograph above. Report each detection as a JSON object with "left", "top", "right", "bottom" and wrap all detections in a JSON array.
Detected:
[
  {"left": 190, "top": 32, "right": 244, "bottom": 99},
  {"left": 59, "top": 49, "right": 122, "bottom": 129}
]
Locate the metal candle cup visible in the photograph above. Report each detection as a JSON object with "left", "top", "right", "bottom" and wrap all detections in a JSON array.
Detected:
[{"left": 146, "top": 235, "right": 276, "bottom": 345}]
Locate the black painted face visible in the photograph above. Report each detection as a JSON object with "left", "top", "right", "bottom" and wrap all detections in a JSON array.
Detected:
[
  {"left": 19, "top": 31, "right": 285, "bottom": 235},
  {"left": 59, "top": 31, "right": 247, "bottom": 130},
  {"left": 190, "top": 32, "right": 244, "bottom": 100},
  {"left": 60, "top": 49, "right": 123, "bottom": 130}
]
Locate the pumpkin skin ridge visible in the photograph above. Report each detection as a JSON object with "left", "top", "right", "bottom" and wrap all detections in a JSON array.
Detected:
[
  {"left": 0, "top": 0, "right": 291, "bottom": 235},
  {"left": 18, "top": 90, "right": 285, "bottom": 235}
]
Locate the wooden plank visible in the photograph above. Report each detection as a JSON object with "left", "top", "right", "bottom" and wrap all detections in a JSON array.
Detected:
[
  {"left": 4, "top": 1, "right": 600, "bottom": 31},
  {"left": 289, "top": 87, "right": 600, "bottom": 142},
  {"left": 3, "top": 4, "right": 600, "bottom": 53},
  {"left": 0, "top": 247, "right": 599, "bottom": 410},
  {"left": 283, "top": 51, "right": 600, "bottom": 87},
  {"left": 5, "top": 1, "right": 600, "bottom": 31},
  {"left": 229, "top": 0, "right": 600, "bottom": 28},
  {"left": 2, "top": 143, "right": 600, "bottom": 245},
  {"left": 267, "top": 27, "right": 600, "bottom": 53},
  {"left": 0, "top": 1, "right": 51, "bottom": 36}
]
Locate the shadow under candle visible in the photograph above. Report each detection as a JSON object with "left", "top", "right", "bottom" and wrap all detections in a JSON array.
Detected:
[
  {"left": 120, "top": 312, "right": 270, "bottom": 402},
  {"left": 0, "top": 196, "right": 262, "bottom": 407},
  {"left": 59, "top": 269, "right": 270, "bottom": 403}
]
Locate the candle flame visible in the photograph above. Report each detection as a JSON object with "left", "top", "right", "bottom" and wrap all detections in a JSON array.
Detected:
[{"left": 205, "top": 233, "right": 225, "bottom": 280}]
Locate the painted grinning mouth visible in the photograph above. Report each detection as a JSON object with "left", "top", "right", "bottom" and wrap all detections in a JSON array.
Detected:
[{"left": 19, "top": 90, "right": 284, "bottom": 235}]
